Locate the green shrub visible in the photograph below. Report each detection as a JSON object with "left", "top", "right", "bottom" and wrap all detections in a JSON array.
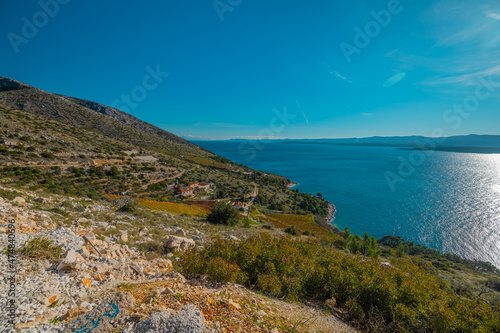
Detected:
[
  {"left": 19, "top": 237, "right": 63, "bottom": 260},
  {"left": 284, "top": 225, "right": 300, "bottom": 236},
  {"left": 180, "top": 234, "right": 500, "bottom": 332},
  {"left": 242, "top": 217, "right": 252, "bottom": 228},
  {"left": 206, "top": 201, "right": 239, "bottom": 226},
  {"left": 119, "top": 202, "right": 137, "bottom": 213},
  {"left": 51, "top": 207, "right": 69, "bottom": 217},
  {"left": 41, "top": 152, "right": 55, "bottom": 159},
  {"left": 0, "top": 189, "right": 18, "bottom": 200},
  {"left": 487, "top": 277, "right": 500, "bottom": 292}
]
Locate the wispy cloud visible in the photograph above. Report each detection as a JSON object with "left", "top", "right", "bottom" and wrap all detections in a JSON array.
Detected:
[
  {"left": 360, "top": 112, "right": 373, "bottom": 117},
  {"left": 296, "top": 100, "right": 309, "bottom": 124},
  {"left": 420, "top": 64, "right": 500, "bottom": 87},
  {"left": 331, "top": 71, "right": 353, "bottom": 83},
  {"left": 393, "top": 0, "right": 500, "bottom": 90},
  {"left": 487, "top": 12, "right": 500, "bottom": 20}
]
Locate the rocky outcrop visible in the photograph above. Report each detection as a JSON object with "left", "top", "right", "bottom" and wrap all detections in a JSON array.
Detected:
[
  {"left": 131, "top": 304, "right": 206, "bottom": 333},
  {"left": 0, "top": 198, "right": 174, "bottom": 332},
  {"left": 163, "top": 236, "right": 195, "bottom": 253},
  {"left": 67, "top": 292, "right": 135, "bottom": 333}
]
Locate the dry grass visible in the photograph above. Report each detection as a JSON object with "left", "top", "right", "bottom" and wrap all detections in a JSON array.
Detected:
[
  {"left": 265, "top": 213, "right": 328, "bottom": 237},
  {"left": 138, "top": 198, "right": 207, "bottom": 217}
]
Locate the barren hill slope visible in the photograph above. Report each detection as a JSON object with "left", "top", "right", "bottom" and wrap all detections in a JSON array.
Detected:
[{"left": 0, "top": 77, "right": 209, "bottom": 157}]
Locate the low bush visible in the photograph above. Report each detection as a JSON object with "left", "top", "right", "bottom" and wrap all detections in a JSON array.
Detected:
[
  {"left": 18, "top": 237, "right": 63, "bottom": 260},
  {"left": 284, "top": 225, "right": 299, "bottom": 236},
  {"left": 0, "top": 189, "right": 18, "bottom": 200},
  {"left": 119, "top": 202, "right": 137, "bottom": 213},
  {"left": 180, "top": 234, "right": 500, "bottom": 332}
]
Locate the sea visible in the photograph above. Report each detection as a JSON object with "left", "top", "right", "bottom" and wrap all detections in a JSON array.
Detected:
[{"left": 196, "top": 140, "right": 500, "bottom": 269}]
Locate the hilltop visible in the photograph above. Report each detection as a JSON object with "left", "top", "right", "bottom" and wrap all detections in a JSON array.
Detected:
[{"left": 0, "top": 76, "right": 208, "bottom": 157}]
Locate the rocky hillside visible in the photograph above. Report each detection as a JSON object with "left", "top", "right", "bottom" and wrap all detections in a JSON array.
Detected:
[
  {"left": 0, "top": 186, "right": 356, "bottom": 333},
  {"left": 0, "top": 77, "right": 209, "bottom": 157}
]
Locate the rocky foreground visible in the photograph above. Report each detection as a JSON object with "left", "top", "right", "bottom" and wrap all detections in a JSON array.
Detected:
[{"left": 0, "top": 192, "right": 356, "bottom": 333}]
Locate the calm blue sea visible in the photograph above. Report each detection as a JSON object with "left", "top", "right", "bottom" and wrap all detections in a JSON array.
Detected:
[{"left": 197, "top": 140, "right": 500, "bottom": 268}]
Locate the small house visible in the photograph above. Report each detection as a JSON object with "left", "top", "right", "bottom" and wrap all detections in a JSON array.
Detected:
[
  {"left": 2, "top": 140, "right": 18, "bottom": 147},
  {"left": 232, "top": 202, "right": 245, "bottom": 209},
  {"left": 175, "top": 186, "right": 194, "bottom": 197}
]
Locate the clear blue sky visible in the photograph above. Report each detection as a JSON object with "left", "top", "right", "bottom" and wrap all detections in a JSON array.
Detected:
[{"left": 1, "top": 0, "right": 500, "bottom": 140}]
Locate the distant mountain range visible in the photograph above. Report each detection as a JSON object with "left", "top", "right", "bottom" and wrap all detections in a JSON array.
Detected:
[
  {"left": 283, "top": 135, "right": 500, "bottom": 147},
  {"left": 0, "top": 76, "right": 210, "bottom": 157}
]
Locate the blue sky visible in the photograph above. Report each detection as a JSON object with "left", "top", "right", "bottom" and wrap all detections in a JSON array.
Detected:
[{"left": 1, "top": 0, "right": 500, "bottom": 140}]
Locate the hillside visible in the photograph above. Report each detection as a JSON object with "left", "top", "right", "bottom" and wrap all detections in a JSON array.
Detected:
[
  {"left": 1, "top": 77, "right": 500, "bottom": 332},
  {"left": 0, "top": 77, "right": 208, "bottom": 157}
]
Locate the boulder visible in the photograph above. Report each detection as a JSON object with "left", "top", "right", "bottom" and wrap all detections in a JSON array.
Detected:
[
  {"left": 13, "top": 196, "right": 26, "bottom": 206},
  {"left": 95, "top": 262, "right": 112, "bottom": 274},
  {"left": 226, "top": 300, "right": 241, "bottom": 310},
  {"left": 57, "top": 249, "right": 88, "bottom": 272},
  {"left": 191, "top": 235, "right": 203, "bottom": 243},
  {"left": 139, "top": 228, "right": 149, "bottom": 237},
  {"left": 68, "top": 292, "right": 135, "bottom": 333},
  {"left": 62, "top": 307, "right": 87, "bottom": 321},
  {"left": 76, "top": 229, "right": 96, "bottom": 241},
  {"left": 163, "top": 236, "right": 195, "bottom": 253},
  {"left": 175, "top": 228, "right": 186, "bottom": 237},
  {"left": 151, "top": 258, "right": 173, "bottom": 273},
  {"left": 255, "top": 310, "right": 266, "bottom": 317},
  {"left": 166, "top": 272, "right": 186, "bottom": 283},
  {"left": 132, "top": 304, "right": 206, "bottom": 333},
  {"left": 119, "top": 231, "right": 128, "bottom": 242},
  {"left": 325, "top": 297, "right": 337, "bottom": 310}
]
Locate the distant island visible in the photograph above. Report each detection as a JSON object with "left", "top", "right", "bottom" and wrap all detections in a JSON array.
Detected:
[{"left": 228, "top": 135, "right": 500, "bottom": 154}]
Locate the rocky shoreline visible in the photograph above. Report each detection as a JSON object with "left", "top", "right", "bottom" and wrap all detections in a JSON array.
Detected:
[
  {"left": 326, "top": 202, "right": 336, "bottom": 223},
  {"left": 286, "top": 180, "right": 340, "bottom": 235},
  {"left": 314, "top": 201, "right": 341, "bottom": 235}
]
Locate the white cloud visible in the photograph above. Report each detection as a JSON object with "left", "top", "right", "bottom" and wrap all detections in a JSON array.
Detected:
[
  {"left": 420, "top": 64, "right": 500, "bottom": 87},
  {"left": 360, "top": 113, "right": 373, "bottom": 116},
  {"left": 487, "top": 12, "right": 500, "bottom": 20}
]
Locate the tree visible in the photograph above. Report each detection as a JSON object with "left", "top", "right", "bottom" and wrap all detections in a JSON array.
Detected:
[
  {"left": 396, "top": 243, "right": 406, "bottom": 257},
  {"left": 343, "top": 226, "right": 351, "bottom": 240},
  {"left": 207, "top": 201, "right": 240, "bottom": 226}
]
